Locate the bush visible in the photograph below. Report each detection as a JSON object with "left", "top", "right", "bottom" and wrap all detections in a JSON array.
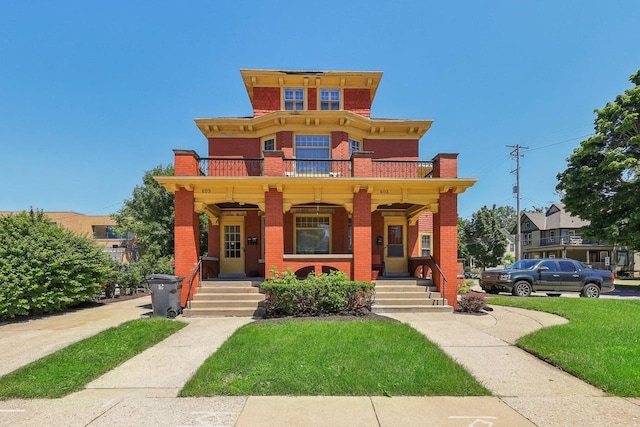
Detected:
[
  {"left": 261, "top": 268, "right": 375, "bottom": 317},
  {"left": 0, "top": 210, "right": 112, "bottom": 319},
  {"left": 457, "top": 278, "right": 475, "bottom": 294},
  {"left": 458, "top": 291, "right": 487, "bottom": 313}
]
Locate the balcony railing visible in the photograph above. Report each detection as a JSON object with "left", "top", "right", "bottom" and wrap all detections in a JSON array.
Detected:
[
  {"left": 372, "top": 160, "right": 433, "bottom": 178},
  {"left": 283, "top": 159, "right": 351, "bottom": 177},
  {"left": 199, "top": 158, "right": 263, "bottom": 176},
  {"left": 534, "top": 235, "right": 609, "bottom": 247},
  {"left": 196, "top": 157, "right": 434, "bottom": 178}
]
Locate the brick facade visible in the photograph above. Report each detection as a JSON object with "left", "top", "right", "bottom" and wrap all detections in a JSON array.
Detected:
[{"left": 163, "top": 70, "right": 475, "bottom": 310}]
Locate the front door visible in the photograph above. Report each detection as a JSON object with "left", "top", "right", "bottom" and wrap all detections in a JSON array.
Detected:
[
  {"left": 220, "top": 217, "right": 245, "bottom": 275},
  {"left": 384, "top": 217, "right": 408, "bottom": 275}
]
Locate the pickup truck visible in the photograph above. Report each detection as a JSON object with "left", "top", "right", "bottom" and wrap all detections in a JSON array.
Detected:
[{"left": 480, "top": 258, "right": 615, "bottom": 298}]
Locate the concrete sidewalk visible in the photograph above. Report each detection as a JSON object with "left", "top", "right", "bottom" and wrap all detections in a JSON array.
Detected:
[{"left": 1, "top": 299, "right": 639, "bottom": 426}]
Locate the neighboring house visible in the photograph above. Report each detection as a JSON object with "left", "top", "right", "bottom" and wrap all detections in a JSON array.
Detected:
[
  {"left": 155, "top": 69, "right": 477, "bottom": 307},
  {"left": 0, "top": 211, "right": 136, "bottom": 263},
  {"left": 516, "top": 204, "right": 635, "bottom": 274}
]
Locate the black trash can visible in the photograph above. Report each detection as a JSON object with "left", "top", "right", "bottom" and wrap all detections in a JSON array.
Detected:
[{"left": 145, "top": 274, "right": 184, "bottom": 318}]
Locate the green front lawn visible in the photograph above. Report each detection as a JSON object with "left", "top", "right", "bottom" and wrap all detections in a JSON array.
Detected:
[
  {"left": 179, "top": 319, "right": 490, "bottom": 397},
  {"left": 489, "top": 297, "right": 640, "bottom": 396},
  {"left": 0, "top": 317, "right": 186, "bottom": 399}
]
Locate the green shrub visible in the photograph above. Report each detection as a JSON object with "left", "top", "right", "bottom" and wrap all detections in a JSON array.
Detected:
[
  {"left": 458, "top": 291, "right": 487, "bottom": 313},
  {"left": 0, "top": 210, "right": 112, "bottom": 319},
  {"left": 261, "top": 268, "right": 375, "bottom": 317},
  {"left": 457, "top": 278, "right": 475, "bottom": 294}
]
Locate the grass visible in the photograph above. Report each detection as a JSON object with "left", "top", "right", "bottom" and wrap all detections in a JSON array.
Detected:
[
  {"left": 179, "top": 319, "right": 490, "bottom": 397},
  {"left": 489, "top": 296, "right": 640, "bottom": 397},
  {"left": 0, "top": 317, "right": 186, "bottom": 399}
]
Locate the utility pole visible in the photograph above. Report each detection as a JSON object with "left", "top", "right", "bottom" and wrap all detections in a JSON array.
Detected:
[{"left": 507, "top": 144, "right": 528, "bottom": 260}]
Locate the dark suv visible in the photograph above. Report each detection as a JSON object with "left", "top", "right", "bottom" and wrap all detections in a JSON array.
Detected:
[{"left": 480, "top": 258, "right": 615, "bottom": 298}]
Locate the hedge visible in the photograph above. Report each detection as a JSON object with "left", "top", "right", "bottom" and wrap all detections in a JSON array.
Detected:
[{"left": 261, "top": 268, "right": 375, "bottom": 317}]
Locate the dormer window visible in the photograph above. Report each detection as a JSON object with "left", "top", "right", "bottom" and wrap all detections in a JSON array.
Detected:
[
  {"left": 320, "top": 89, "right": 340, "bottom": 110},
  {"left": 284, "top": 88, "right": 304, "bottom": 110}
]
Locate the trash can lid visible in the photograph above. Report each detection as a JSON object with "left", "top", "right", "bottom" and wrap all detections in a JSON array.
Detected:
[{"left": 145, "top": 274, "right": 185, "bottom": 282}]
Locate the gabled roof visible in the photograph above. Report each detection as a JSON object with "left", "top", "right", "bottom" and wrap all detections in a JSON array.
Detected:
[{"left": 518, "top": 203, "right": 590, "bottom": 232}]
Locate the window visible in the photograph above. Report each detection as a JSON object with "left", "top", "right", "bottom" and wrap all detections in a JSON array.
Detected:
[
  {"left": 320, "top": 89, "right": 340, "bottom": 110},
  {"left": 559, "top": 261, "right": 577, "bottom": 272},
  {"left": 284, "top": 88, "right": 304, "bottom": 110},
  {"left": 348, "top": 139, "right": 361, "bottom": 157},
  {"left": 262, "top": 137, "right": 275, "bottom": 154},
  {"left": 295, "top": 135, "right": 330, "bottom": 174},
  {"left": 539, "top": 260, "right": 558, "bottom": 271},
  {"left": 420, "top": 233, "right": 432, "bottom": 257},
  {"left": 523, "top": 233, "right": 532, "bottom": 246},
  {"left": 295, "top": 215, "right": 330, "bottom": 254},
  {"left": 549, "top": 230, "right": 555, "bottom": 243}
]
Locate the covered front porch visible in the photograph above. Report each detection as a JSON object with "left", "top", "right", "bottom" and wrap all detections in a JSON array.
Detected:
[{"left": 156, "top": 151, "right": 475, "bottom": 309}]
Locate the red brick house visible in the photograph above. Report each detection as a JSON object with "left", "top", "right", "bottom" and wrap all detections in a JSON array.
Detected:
[{"left": 155, "top": 69, "right": 476, "bottom": 309}]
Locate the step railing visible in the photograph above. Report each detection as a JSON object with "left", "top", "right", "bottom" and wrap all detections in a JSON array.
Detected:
[
  {"left": 185, "top": 258, "right": 203, "bottom": 306},
  {"left": 429, "top": 255, "right": 448, "bottom": 306}
]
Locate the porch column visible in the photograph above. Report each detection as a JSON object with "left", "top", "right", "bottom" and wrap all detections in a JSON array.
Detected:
[
  {"left": 175, "top": 188, "right": 200, "bottom": 306},
  {"left": 353, "top": 189, "right": 372, "bottom": 281},
  {"left": 432, "top": 153, "right": 459, "bottom": 308},
  {"left": 264, "top": 188, "right": 285, "bottom": 275}
]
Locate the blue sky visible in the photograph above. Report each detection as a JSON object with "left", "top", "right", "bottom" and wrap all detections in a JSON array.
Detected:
[{"left": 1, "top": 1, "right": 638, "bottom": 219}]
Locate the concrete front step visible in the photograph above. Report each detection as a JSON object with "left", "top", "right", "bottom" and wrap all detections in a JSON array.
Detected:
[
  {"left": 189, "top": 300, "right": 265, "bottom": 309},
  {"left": 375, "top": 298, "right": 445, "bottom": 306},
  {"left": 375, "top": 285, "right": 437, "bottom": 293},
  {"left": 196, "top": 286, "right": 261, "bottom": 294},
  {"left": 375, "top": 291, "right": 441, "bottom": 298},
  {"left": 184, "top": 279, "right": 265, "bottom": 317},
  {"left": 192, "top": 292, "right": 264, "bottom": 301}
]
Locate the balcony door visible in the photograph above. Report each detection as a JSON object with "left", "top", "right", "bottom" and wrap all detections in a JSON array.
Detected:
[
  {"left": 220, "top": 217, "right": 245, "bottom": 275},
  {"left": 384, "top": 217, "right": 408, "bottom": 275}
]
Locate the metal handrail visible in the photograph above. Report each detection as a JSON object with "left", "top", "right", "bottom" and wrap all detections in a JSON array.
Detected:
[
  {"left": 429, "top": 255, "right": 448, "bottom": 306},
  {"left": 185, "top": 258, "right": 203, "bottom": 305}
]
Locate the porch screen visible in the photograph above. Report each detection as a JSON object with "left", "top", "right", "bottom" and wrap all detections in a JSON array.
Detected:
[{"left": 295, "top": 216, "right": 330, "bottom": 254}]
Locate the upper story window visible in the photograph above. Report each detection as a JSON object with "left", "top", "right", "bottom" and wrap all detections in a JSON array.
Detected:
[
  {"left": 420, "top": 233, "right": 431, "bottom": 257},
  {"left": 262, "top": 137, "right": 275, "bottom": 154},
  {"left": 348, "top": 139, "right": 361, "bottom": 157},
  {"left": 295, "top": 135, "right": 330, "bottom": 175},
  {"left": 320, "top": 89, "right": 340, "bottom": 110},
  {"left": 284, "top": 88, "right": 304, "bottom": 110}
]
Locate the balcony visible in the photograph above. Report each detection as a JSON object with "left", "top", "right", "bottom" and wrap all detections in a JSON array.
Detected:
[
  {"left": 197, "top": 157, "right": 434, "bottom": 178},
  {"left": 536, "top": 235, "right": 608, "bottom": 247}
]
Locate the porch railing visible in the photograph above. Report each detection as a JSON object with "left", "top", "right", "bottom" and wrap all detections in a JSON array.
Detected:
[
  {"left": 536, "top": 234, "right": 608, "bottom": 247},
  {"left": 199, "top": 158, "right": 263, "bottom": 176},
  {"left": 196, "top": 157, "right": 435, "bottom": 178},
  {"left": 283, "top": 159, "right": 352, "bottom": 177},
  {"left": 372, "top": 160, "right": 433, "bottom": 178},
  {"left": 185, "top": 258, "right": 202, "bottom": 306}
]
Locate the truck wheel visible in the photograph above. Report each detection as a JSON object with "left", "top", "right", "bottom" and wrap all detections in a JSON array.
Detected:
[
  {"left": 581, "top": 284, "right": 600, "bottom": 298},
  {"left": 512, "top": 281, "right": 532, "bottom": 297}
]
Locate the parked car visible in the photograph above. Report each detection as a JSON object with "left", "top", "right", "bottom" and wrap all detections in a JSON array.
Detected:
[
  {"left": 480, "top": 258, "right": 615, "bottom": 298},
  {"left": 464, "top": 270, "right": 478, "bottom": 279}
]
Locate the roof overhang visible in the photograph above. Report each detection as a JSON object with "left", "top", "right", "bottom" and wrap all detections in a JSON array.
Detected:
[
  {"left": 239, "top": 69, "right": 383, "bottom": 104},
  {"left": 195, "top": 110, "right": 433, "bottom": 140}
]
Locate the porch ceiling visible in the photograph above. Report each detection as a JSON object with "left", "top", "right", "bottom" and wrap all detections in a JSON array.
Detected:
[{"left": 156, "top": 176, "right": 476, "bottom": 222}]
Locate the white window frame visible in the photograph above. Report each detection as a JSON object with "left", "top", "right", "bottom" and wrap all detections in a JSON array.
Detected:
[
  {"left": 419, "top": 232, "right": 432, "bottom": 257},
  {"left": 261, "top": 136, "right": 276, "bottom": 156},
  {"left": 284, "top": 88, "right": 305, "bottom": 110},
  {"left": 523, "top": 233, "right": 532, "bottom": 246},
  {"left": 348, "top": 138, "right": 361, "bottom": 157},
  {"left": 320, "top": 88, "right": 341, "bottom": 110},
  {"left": 294, "top": 214, "right": 331, "bottom": 254}
]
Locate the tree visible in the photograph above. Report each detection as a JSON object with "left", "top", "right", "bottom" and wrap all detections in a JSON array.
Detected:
[
  {"left": 464, "top": 205, "right": 508, "bottom": 270},
  {"left": 113, "top": 165, "right": 176, "bottom": 258},
  {"left": 0, "top": 210, "right": 111, "bottom": 319},
  {"left": 457, "top": 216, "right": 470, "bottom": 260},
  {"left": 557, "top": 70, "right": 640, "bottom": 248}
]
